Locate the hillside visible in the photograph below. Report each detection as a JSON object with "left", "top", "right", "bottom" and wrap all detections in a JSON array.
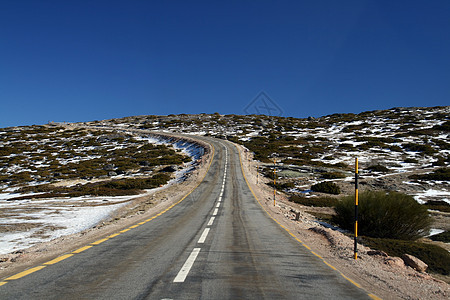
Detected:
[
  {"left": 1, "top": 106, "right": 449, "bottom": 298},
  {"left": 85, "top": 106, "right": 450, "bottom": 274},
  {"left": 1, "top": 106, "right": 449, "bottom": 266},
  {"left": 87, "top": 106, "right": 449, "bottom": 208}
]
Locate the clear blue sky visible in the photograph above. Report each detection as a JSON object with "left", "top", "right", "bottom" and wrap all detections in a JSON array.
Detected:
[{"left": 1, "top": 1, "right": 449, "bottom": 127}]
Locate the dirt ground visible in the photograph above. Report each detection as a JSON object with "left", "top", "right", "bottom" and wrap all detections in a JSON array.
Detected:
[
  {"left": 237, "top": 144, "right": 449, "bottom": 300},
  {"left": 1, "top": 140, "right": 449, "bottom": 299}
]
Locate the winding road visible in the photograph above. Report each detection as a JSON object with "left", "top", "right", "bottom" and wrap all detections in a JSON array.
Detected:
[{"left": 0, "top": 138, "right": 372, "bottom": 299}]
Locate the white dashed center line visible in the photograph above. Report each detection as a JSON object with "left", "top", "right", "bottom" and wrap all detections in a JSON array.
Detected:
[
  {"left": 173, "top": 248, "right": 201, "bottom": 283},
  {"left": 173, "top": 145, "right": 228, "bottom": 284},
  {"left": 198, "top": 228, "right": 210, "bottom": 244}
]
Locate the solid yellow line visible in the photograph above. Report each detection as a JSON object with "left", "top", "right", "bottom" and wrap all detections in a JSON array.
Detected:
[
  {"left": 0, "top": 281, "right": 7, "bottom": 286},
  {"left": 303, "top": 244, "right": 311, "bottom": 250},
  {"left": 138, "top": 221, "right": 146, "bottom": 225},
  {"left": 108, "top": 233, "right": 120, "bottom": 238},
  {"left": 340, "top": 273, "right": 361, "bottom": 288},
  {"left": 72, "top": 245, "right": 93, "bottom": 254},
  {"left": 310, "top": 251, "right": 323, "bottom": 259},
  {"left": 369, "top": 294, "right": 382, "bottom": 300},
  {"left": 322, "top": 260, "right": 337, "bottom": 270},
  {"left": 129, "top": 224, "right": 140, "bottom": 229},
  {"left": 5, "top": 266, "right": 46, "bottom": 280},
  {"left": 120, "top": 228, "right": 131, "bottom": 233},
  {"left": 91, "top": 238, "right": 109, "bottom": 245},
  {"left": 44, "top": 254, "right": 74, "bottom": 265}
]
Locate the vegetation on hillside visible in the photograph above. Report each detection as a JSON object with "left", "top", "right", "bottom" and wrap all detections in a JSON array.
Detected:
[
  {"left": 333, "top": 191, "right": 432, "bottom": 240},
  {"left": 0, "top": 126, "right": 190, "bottom": 188}
]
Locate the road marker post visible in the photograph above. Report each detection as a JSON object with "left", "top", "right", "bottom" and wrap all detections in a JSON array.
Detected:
[
  {"left": 354, "top": 157, "right": 359, "bottom": 260},
  {"left": 273, "top": 159, "right": 277, "bottom": 206},
  {"left": 257, "top": 162, "right": 259, "bottom": 184}
]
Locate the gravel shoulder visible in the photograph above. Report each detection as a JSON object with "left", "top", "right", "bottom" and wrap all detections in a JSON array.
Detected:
[{"left": 236, "top": 143, "right": 449, "bottom": 300}]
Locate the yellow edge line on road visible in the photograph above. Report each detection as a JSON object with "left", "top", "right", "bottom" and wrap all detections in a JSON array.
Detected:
[
  {"left": 44, "top": 254, "right": 74, "bottom": 265},
  {"left": 4, "top": 266, "right": 46, "bottom": 281},
  {"left": 72, "top": 245, "right": 93, "bottom": 254},
  {"left": 234, "top": 143, "right": 381, "bottom": 300},
  {"left": 91, "top": 238, "right": 109, "bottom": 245},
  {"left": 0, "top": 141, "right": 216, "bottom": 286}
]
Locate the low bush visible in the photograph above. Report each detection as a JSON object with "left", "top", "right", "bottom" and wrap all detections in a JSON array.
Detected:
[
  {"left": 267, "top": 181, "right": 295, "bottom": 190},
  {"left": 361, "top": 236, "right": 450, "bottom": 275},
  {"left": 338, "top": 143, "right": 355, "bottom": 150},
  {"left": 410, "top": 168, "right": 450, "bottom": 181},
  {"left": 366, "top": 164, "right": 390, "bottom": 173},
  {"left": 388, "top": 145, "right": 403, "bottom": 152},
  {"left": 424, "top": 200, "right": 450, "bottom": 213},
  {"left": 311, "top": 181, "right": 341, "bottom": 195},
  {"left": 12, "top": 173, "right": 172, "bottom": 199},
  {"left": 430, "top": 230, "right": 450, "bottom": 243},
  {"left": 404, "top": 158, "right": 418, "bottom": 164},
  {"left": 433, "top": 120, "right": 450, "bottom": 132},
  {"left": 333, "top": 191, "right": 432, "bottom": 240},
  {"left": 321, "top": 172, "right": 346, "bottom": 179},
  {"left": 404, "top": 143, "right": 437, "bottom": 155},
  {"left": 289, "top": 195, "right": 339, "bottom": 207}
]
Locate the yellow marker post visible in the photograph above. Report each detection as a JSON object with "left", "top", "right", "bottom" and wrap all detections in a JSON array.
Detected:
[
  {"left": 354, "top": 157, "right": 359, "bottom": 260},
  {"left": 273, "top": 158, "right": 277, "bottom": 206},
  {"left": 256, "top": 162, "right": 259, "bottom": 185}
]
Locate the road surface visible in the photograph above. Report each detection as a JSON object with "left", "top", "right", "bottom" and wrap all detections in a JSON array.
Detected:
[{"left": 0, "top": 138, "right": 371, "bottom": 299}]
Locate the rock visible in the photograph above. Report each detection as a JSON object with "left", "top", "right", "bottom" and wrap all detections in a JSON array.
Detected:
[
  {"left": 402, "top": 254, "right": 428, "bottom": 273},
  {"left": 108, "top": 171, "right": 117, "bottom": 176},
  {"left": 0, "top": 257, "right": 9, "bottom": 263},
  {"left": 385, "top": 257, "right": 405, "bottom": 268},
  {"left": 367, "top": 250, "right": 388, "bottom": 257}
]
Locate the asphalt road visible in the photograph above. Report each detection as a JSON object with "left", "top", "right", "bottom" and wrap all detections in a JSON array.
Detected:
[{"left": 0, "top": 138, "right": 371, "bottom": 299}]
